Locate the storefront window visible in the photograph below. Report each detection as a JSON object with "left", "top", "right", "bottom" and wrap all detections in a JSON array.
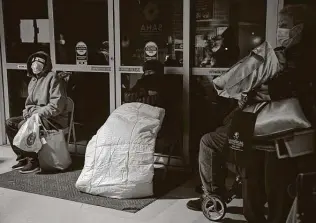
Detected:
[
  {"left": 53, "top": 0, "right": 109, "bottom": 65},
  {"left": 120, "top": 0, "right": 183, "bottom": 67},
  {"left": 7, "top": 70, "right": 30, "bottom": 117},
  {"left": 121, "top": 73, "right": 183, "bottom": 155},
  {"left": 2, "top": 0, "right": 50, "bottom": 63},
  {"left": 193, "top": 0, "right": 266, "bottom": 68},
  {"left": 66, "top": 72, "right": 110, "bottom": 143}
]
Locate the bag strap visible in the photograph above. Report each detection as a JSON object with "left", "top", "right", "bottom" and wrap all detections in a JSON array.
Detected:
[
  {"left": 254, "top": 101, "right": 269, "bottom": 115},
  {"left": 223, "top": 101, "right": 269, "bottom": 125},
  {"left": 223, "top": 106, "right": 241, "bottom": 125},
  {"left": 38, "top": 116, "right": 59, "bottom": 131}
]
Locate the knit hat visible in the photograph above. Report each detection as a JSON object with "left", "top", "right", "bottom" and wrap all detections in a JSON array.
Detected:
[
  {"left": 280, "top": 4, "right": 307, "bottom": 26},
  {"left": 143, "top": 60, "right": 164, "bottom": 75},
  {"left": 31, "top": 56, "right": 46, "bottom": 65}
]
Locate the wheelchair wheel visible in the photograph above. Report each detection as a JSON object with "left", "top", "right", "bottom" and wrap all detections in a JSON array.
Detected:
[{"left": 202, "top": 195, "right": 227, "bottom": 221}]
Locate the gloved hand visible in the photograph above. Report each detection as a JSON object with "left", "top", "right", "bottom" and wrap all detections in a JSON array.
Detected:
[
  {"left": 22, "top": 109, "right": 30, "bottom": 120},
  {"left": 148, "top": 90, "right": 158, "bottom": 96},
  {"left": 238, "top": 94, "right": 248, "bottom": 109}
]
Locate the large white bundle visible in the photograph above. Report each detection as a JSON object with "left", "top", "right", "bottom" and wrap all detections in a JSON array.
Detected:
[{"left": 75, "top": 103, "right": 165, "bottom": 199}]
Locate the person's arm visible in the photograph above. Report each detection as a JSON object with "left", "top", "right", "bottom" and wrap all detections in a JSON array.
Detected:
[
  {"left": 32, "top": 74, "right": 67, "bottom": 118},
  {"left": 129, "top": 78, "right": 147, "bottom": 93},
  {"left": 124, "top": 77, "right": 147, "bottom": 103},
  {"left": 22, "top": 108, "right": 29, "bottom": 119},
  {"left": 22, "top": 86, "right": 40, "bottom": 119}
]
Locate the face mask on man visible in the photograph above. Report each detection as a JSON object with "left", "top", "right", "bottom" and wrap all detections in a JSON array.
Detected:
[
  {"left": 277, "top": 27, "right": 290, "bottom": 46},
  {"left": 31, "top": 61, "right": 44, "bottom": 75},
  {"left": 277, "top": 24, "right": 304, "bottom": 47}
]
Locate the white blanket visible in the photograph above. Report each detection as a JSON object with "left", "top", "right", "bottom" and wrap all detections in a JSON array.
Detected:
[{"left": 75, "top": 103, "right": 165, "bottom": 199}]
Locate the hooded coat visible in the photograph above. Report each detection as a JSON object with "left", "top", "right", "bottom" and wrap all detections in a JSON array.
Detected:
[{"left": 22, "top": 51, "right": 68, "bottom": 128}]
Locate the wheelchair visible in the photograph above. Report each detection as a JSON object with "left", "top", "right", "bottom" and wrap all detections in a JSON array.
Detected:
[
  {"left": 201, "top": 127, "right": 315, "bottom": 222},
  {"left": 202, "top": 175, "right": 242, "bottom": 221}
]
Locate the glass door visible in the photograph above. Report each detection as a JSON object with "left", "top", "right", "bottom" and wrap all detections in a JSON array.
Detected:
[
  {"left": 114, "top": 0, "right": 185, "bottom": 105},
  {"left": 51, "top": 0, "right": 115, "bottom": 146},
  {"left": 114, "top": 0, "right": 190, "bottom": 163}
]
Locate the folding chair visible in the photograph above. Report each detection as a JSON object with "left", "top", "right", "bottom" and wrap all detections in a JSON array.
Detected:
[{"left": 62, "top": 97, "right": 78, "bottom": 155}]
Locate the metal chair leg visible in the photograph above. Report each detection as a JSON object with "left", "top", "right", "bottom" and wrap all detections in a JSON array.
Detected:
[
  {"left": 162, "top": 143, "right": 176, "bottom": 180},
  {"left": 72, "top": 123, "right": 78, "bottom": 155}
]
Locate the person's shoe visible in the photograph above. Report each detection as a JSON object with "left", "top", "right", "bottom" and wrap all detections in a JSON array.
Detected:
[
  {"left": 19, "top": 159, "right": 40, "bottom": 174},
  {"left": 187, "top": 188, "right": 228, "bottom": 212},
  {"left": 16, "top": 155, "right": 26, "bottom": 162},
  {"left": 12, "top": 159, "right": 28, "bottom": 170},
  {"left": 187, "top": 198, "right": 203, "bottom": 211}
]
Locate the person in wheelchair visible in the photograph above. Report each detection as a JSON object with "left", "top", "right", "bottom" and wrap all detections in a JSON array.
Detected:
[
  {"left": 187, "top": 4, "right": 315, "bottom": 223},
  {"left": 5, "top": 51, "right": 68, "bottom": 174}
]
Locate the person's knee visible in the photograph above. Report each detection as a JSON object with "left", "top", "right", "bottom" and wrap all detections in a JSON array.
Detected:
[
  {"left": 199, "top": 133, "right": 215, "bottom": 162},
  {"left": 200, "top": 133, "right": 213, "bottom": 148},
  {"left": 5, "top": 117, "right": 24, "bottom": 130},
  {"left": 200, "top": 133, "right": 218, "bottom": 152}
]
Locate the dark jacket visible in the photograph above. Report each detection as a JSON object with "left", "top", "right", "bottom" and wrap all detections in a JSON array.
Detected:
[
  {"left": 269, "top": 43, "right": 314, "bottom": 123},
  {"left": 129, "top": 74, "right": 166, "bottom": 107}
]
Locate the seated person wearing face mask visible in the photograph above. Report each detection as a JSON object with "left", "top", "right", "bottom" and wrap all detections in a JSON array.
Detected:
[
  {"left": 5, "top": 51, "right": 68, "bottom": 174},
  {"left": 188, "top": 4, "right": 315, "bottom": 223}
]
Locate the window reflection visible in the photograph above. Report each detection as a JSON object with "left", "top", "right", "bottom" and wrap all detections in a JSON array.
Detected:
[
  {"left": 7, "top": 70, "right": 30, "bottom": 117},
  {"left": 53, "top": 0, "right": 109, "bottom": 65},
  {"left": 120, "top": 0, "right": 183, "bottom": 67},
  {"left": 3, "top": 0, "right": 50, "bottom": 63},
  {"left": 194, "top": 0, "right": 266, "bottom": 68},
  {"left": 65, "top": 72, "right": 110, "bottom": 142}
]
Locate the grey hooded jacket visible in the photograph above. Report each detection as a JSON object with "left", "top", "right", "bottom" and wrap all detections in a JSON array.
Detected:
[{"left": 22, "top": 51, "right": 68, "bottom": 128}]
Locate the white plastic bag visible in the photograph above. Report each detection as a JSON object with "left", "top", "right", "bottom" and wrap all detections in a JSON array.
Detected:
[
  {"left": 38, "top": 118, "right": 72, "bottom": 171},
  {"left": 13, "top": 114, "right": 42, "bottom": 153}
]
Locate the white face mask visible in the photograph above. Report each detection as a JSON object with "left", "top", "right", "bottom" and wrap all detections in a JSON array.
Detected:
[
  {"left": 277, "top": 28, "right": 291, "bottom": 47},
  {"left": 277, "top": 24, "right": 304, "bottom": 47},
  {"left": 31, "top": 61, "right": 44, "bottom": 75}
]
